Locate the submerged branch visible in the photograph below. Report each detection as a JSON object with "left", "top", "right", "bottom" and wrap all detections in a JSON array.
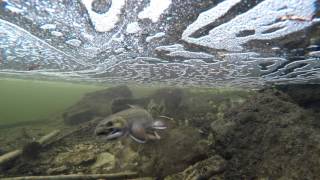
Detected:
[
  {"left": 0, "top": 130, "right": 60, "bottom": 166},
  {"left": 38, "top": 130, "right": 60, "bottom": 145},
  {"left": 1, "top": 172, "right": 139, "bottom": 180},
  {"left": 0, "top": 150, "right": 22, "bottom": 166}
]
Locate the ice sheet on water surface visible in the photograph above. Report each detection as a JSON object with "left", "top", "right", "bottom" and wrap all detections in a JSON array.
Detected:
[{"left": 0, "top": 0, "right": 319, "bottom": 87}]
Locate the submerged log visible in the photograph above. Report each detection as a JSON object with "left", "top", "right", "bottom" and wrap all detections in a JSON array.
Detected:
[
  {"left": 0, "top": 130, "right": 60, "bottom": 166},
  {"left": 1, "top": 172, "right": 139, "bottom": 180},
  {"left": 0, "top": 150, "right": 22, "bottom": 166}
]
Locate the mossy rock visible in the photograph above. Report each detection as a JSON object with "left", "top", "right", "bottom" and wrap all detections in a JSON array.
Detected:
[
  {"left": 134, "top": 126, "right": 211, "bottom": 178},
  {"left": 214, "top": 89, "right": 320, "bottom": 179},
  {"left": 91, "top": 152, "right": 116, "bottom": 172},
  {"left": 165, "top": 155, "right": 226, "bottom": 180}
]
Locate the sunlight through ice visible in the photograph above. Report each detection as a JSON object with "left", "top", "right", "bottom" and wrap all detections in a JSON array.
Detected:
[{"left": 138, "top": 0, "right": 172, "bottom": 23}]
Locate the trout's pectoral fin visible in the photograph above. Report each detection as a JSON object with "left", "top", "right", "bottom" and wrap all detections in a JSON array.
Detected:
[
  {"left": 147, "top": 131, "right": 161, "bottom": 140},
  {"left": 152, "top": 120, "right": 167, "bottom": 130},
  {"left": 130, "top": 123, "right": 148, "bottom": 143},
  {"left": 129, "top": 134, "right": 146, "bottom": 143}
]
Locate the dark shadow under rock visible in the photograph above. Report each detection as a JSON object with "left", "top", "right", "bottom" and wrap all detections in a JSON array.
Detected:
[
  {"left": 22, "top": 141, "right": 42, "bottom": 160},
  {"left": 276, "top": 84, "right": 320, "bottom": 112},
  {"left": 212, "top": 88, "right": 320, "bottom": 179},
  {"left": 63, "top": 85, "right": 133, "bottom": 125},
  {"left": 0, "top": 148, "right": 6, "bottom": 156}
]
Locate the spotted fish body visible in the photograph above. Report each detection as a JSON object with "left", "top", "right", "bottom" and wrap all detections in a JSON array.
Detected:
[{"left": 94, "top": 106, "right": 166, "bottom": 143}]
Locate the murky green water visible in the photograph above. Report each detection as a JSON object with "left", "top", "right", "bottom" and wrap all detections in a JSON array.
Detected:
[{"left": 0, "top": 78, "right": 105, "bottom": 126}]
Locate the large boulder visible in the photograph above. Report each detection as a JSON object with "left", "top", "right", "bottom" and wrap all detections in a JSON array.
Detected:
[
  {"left": 276, "top": 84, "right": 320, "bottom": 111},
  {"left": 212, "top": 89, "right": 320, "bottom": 179},
  {"left": 133, "top": 126, "right": 211, "bottom": 178},
  {"left": 63, "top": 85, "right": 132, "bottom": 125}
]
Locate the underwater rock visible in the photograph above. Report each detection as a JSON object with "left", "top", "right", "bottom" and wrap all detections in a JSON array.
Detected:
[
  {"left": 165, "top": 155, "right": 226, "bottom": 180},
  {"left": 211, "top": 113, "right": 237, "bottom": 142},
  {"left": 46, "top": 165, "right": 69, "bottom": 175},
  {"left": 113, "top": 145, "right": 139, "bottom": 170},
  {"left": 180, "top": 89, "right": 248, "bottom": 133},
  {"left": 91, "top": 141, "right": 139, "bottom": 172},
  {"left": 91, "top": 152, "right": 115, "bottom": 172},
  {"left": 213, "top": 89, "right": 320, "bottom": 179},
  {"left": 53, "top": 144, "right": 97, "bottom": 168},
  {"left": 276, "top": 84, "right": 320, "bottom": 110},
  {"left": 63, "top": 85, "right": 133, "bottom": 125},
  {"left": 135, "top": 126, "right": 211, "bottom": 178},
  {"left": 60, "top": 151, "right": 96, "bottom": 166}
]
